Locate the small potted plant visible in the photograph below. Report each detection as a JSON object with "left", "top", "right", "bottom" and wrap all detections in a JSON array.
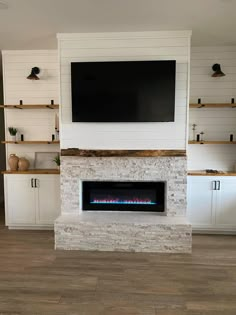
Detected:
[
  {"left": 8, "top": 127, "right": 18, "bottom": 142},
  {"left": 53, "top": 154, "right": 60, "bottom": 170}
]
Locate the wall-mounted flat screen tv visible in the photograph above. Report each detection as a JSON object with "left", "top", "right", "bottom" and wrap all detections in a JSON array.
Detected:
[{"left": 71, "top": 60, "right": 176, "bottom": 122}]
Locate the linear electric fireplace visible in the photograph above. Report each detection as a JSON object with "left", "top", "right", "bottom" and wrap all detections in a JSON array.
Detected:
[{"left": 82, "top": 181, "right": 165, "bottom": 212}]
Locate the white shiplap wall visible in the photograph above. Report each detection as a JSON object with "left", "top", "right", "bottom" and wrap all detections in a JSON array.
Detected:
[
  {"left": 2, "top": 50, "right": 60, "bottom": 169},
  {"left": 189, "top": 46, "right": 236, "bottom": 171},
  {"left": 0, "top": 56, "right": 4, "bottom": 205},
  {"left": 58, "top": 31, "right": 191, "bottom": 150}
]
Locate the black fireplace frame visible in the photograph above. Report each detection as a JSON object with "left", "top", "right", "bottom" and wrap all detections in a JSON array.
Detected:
[{"left": 82, "top": 181, "right": 165, "bottom": 212}]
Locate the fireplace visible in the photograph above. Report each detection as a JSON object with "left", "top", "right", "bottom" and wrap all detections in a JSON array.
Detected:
[
  {"left": 82, "top": 181, "right": 165, "bottom": 212},
  {"left": 55, "top": 154, "right": 192, "bottom": 253}
]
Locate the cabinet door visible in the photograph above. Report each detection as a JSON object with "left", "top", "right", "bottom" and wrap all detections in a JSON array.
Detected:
[
  {"left": 187, "top": 176, "right": 216, "bottom": 227},
  {"left": 215, "top": 178, "right": 236, "bottom": 227},
  {"left": 6, "top": 175, "right": 36, "bottom": 225},
  {"left": 36, "top": 175, "right": 60, "bottom": 225}
]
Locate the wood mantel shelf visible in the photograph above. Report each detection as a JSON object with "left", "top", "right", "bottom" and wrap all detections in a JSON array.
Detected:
[
  {"left": 0, "top": 104, "right": 59, "bottom": 109},
  {"left": 189, "top": 103, "right": 236, "bottom": 108},
  {"left": 1, "top": 169, "right": 60, "bottom": 174},
  {"left": 61, "top": 149, "right": 186, "bottom": 157},
  {"left": 188, "top": 140, "right": 236, "bottom": 145},
  {"left": 1, "top": 141, "right": 60, "bottom": 144},
  {"left": 188, "top": 171, "right": 236, "bottom": 176}
]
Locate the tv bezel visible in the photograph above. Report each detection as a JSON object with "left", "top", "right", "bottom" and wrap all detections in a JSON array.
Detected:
[{"left": 71, "top": 60, "right": 176, "bottom": 123}]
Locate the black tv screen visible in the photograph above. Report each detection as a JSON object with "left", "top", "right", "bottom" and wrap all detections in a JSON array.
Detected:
[{"left": 71, "top": 60, "right": 176, "bottom": 122}]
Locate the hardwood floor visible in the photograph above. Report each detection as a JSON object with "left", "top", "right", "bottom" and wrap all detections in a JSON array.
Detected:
[{"left": 0, "top": 218, "right": 236, "bottom": 315}]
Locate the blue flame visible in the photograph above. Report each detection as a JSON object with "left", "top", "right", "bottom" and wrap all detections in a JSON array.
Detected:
[{"left": 91, "top": 201, "right": 157, "bottom": 205}]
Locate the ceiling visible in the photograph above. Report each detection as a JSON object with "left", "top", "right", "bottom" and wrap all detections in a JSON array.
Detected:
[{"left": 0, "top": 0, "right": 236, "bottom": 49}]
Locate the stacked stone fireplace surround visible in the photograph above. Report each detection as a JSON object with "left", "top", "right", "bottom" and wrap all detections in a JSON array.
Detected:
[{"left": 55, "top": 152, "right": 192, "bottom": 253}]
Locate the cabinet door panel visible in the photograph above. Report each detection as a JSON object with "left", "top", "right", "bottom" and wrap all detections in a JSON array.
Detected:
[
  {"left": 6, "top": 175, "right": 35, "bottom": 225},
  {"left": 187, "top": 177, "right": 215, "bottom": 227},
  {"left": 216, "top": 178, "right": 236, "bottom": 226},
  {"left": 36, "top": 175, "right": 60, "bottom": 225}
]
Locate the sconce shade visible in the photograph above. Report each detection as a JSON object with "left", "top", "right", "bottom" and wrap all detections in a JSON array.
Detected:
[
  {"left": 212, "top": 64, "right": 225, "bottom": 77},
  {"left": 27, "top": 67, "right": 40, "bottom": 80}
]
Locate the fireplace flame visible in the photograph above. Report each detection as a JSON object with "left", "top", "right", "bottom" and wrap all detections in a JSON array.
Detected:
[{"left": 91, "top": 197, "right": 157, "bottom": 205}]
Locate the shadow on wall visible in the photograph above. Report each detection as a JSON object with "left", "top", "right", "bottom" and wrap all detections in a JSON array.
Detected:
[{"left": 0, "top": 51, "right": 6, "bottom": 208}]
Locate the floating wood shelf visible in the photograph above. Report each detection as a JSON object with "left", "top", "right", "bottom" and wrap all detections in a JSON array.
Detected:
[
  {"left": 0, "top": 104, "right": 59, "bottom": 109},
  {"left": 188, "top": 140, "right": 236, "bottom": 145},
  {"left": 190, "top": 103, "right": 236, "bottom": 109},
  {"left": 1, "top": 169, "right": 60, "bottom": 175},
  {"left": 61, "top": 149, "right": 186, "bottom": 157},
  {"left": 188, "top": 171, "right": 236, "bottom": 176},
  {"left": 1, "top": 141, "right": 60, "bottom": 144}
]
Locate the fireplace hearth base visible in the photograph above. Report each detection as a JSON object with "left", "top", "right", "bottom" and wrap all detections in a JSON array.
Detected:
[{"left": 55, "top": 213, "right": 191, "bottom": 253}]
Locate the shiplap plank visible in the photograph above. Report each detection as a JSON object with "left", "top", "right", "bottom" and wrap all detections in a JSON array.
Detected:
[
  {"left": 60, "top": 138, "right": 186, "bottom": 150},
  {"left": 190, "top": 81, "right": 234, "bottom": 89},
  {"left": 191, "top": 66, "right": 236, "bottom": 75},
  {"left": 4, "top": 55, "right": 57, "bottom": 64},
  {"left": 60, "top": 38, "right": 189, "bottom": 49},
  {"left": 192, "top": 46, "right": 236, "bottom": 53},
  {"left": 4, "top": 70, "right": 58, "bottom": 78},
  {"left": 191, "top": 60, "right": 236, "bottom": 67},
  {"left": 61, "top": 55, "right": 189, "bottom": 65},
  {"left": 191, "top": 52, "right": 236, "bottom": 60},
  {"left": 61, "top": 47, "right": 188, "bottom": 58},
  {"left": 190, "top": 89, "right": 235, "bottom": 97},
  {"left": 5, "top": 63, "right": 58, "bottom": 70},
  {"left": 189, "top": 109, "right": 236, "bottom": 118},
  {"left": 191, "top": 74, "right": 236, "bottom": 82}
]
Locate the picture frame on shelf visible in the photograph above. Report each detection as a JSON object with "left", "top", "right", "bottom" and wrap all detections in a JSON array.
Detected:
[{"left": 34, "top": 152, "right": 59, "bottom": 169}]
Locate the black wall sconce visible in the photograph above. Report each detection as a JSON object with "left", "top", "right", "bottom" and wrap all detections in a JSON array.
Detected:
[
  {"left": 27, "top": 67, "right": 40, "bottom": 80},
  {"left": 211, "top": 64, "right": 225, "bottom": 77}
]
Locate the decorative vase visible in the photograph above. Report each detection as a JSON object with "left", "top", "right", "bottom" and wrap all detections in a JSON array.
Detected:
[
  {"left": 8, "top": 154, "right": 19, "bottom": 171},
  {"left": 18, "top": 157, "right": 30, "bottom": 171}
]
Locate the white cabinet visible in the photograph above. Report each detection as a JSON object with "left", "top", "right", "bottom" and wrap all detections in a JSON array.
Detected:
[
  {"left": 5, "top": 174, "right": 60, "bottom": 229},
  {"left": 6, "top": 175, "right": 36, "bottom": 225},
  {"left": 36, "top": 176, "right": 61, "bottom": 225},
  {"left": 187, "top": 177, "right": 215, "bottom": 228},
  {"left": 187, "top": 176, "right": 236, "bottom": 232},
  {"left": 215, "top": 179, "right": 236, "bottom": 227}
]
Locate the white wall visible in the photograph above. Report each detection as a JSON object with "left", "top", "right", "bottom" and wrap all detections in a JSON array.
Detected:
[
  {"left": 188, "top": 46, "right": 236, "bottom": 171},
  {"left": 2, "top": 50, "right": 59, "bottom": 169},
  {"left": 58, "top": 31, "right": 191, "bottom": 150},
  {"left": 0, "top": 53, "right": 5, "bottom": 206}
]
